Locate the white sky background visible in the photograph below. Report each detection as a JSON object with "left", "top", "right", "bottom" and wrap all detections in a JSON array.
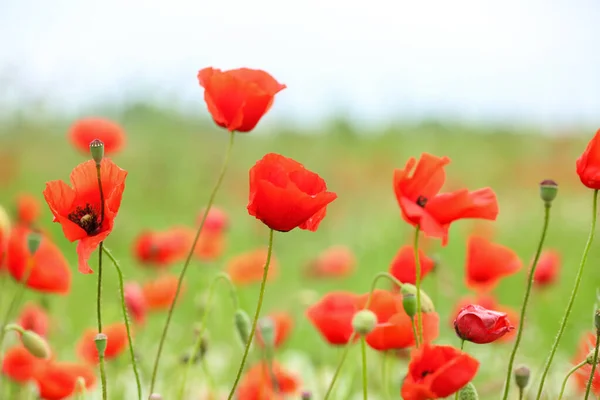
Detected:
[{"left": 0, "top": 0, "right": 599, "bottom": 127}]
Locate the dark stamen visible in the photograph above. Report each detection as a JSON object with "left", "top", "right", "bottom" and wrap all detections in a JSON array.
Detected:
[
  {"left": 68, "top": 204, "right": 101, "bottom": 235},
  {"left": 416, "top": 195, "right": 428, "bottom": 207}
]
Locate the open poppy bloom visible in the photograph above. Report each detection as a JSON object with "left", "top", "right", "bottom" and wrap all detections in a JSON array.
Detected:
[
  {"left": 389, "top": 245, "right": 436, "bottom": 285},
  {"left": 453, "top": 304, "right": 513, "bottom": 344},
  {"left": 303, "top": 245, "right": 356, "bottom": 279},
  {"left": 77, "top": 322, "right": 128, "bottom": 364},
  {"left": 465, "top": 235, "right": 522, "bottom": 290},
  {"left": 237, "top": 361, "right": 300, "bottom": 400},
  {"left": 572, "top": 332, "right": 600, "bottom": 396},
  {"left": 68, "top": 117, "right": 126, "bottom": 155},
  {"left": 198, "top": 67, "right": 286, "bottom": 133},
  {"left": 18, "top": 302, "right": 50, "bottom": 337},
  {"left": 133, "top": 227, "right": 191, "bottom": 267},
  {"left": 248, "top": 153, "right": 337, "bottom": 232},
  {"left": 393, "top": 153, "right": 498, "bottom": 244},
  {"left": 576, "top": 129, "right": 600, "bottom": 189},
  {"left": 35, "top": 361, "right": 96, "bottom": 400},
  {"left": 533, "top": 250, "right": 561, "bottom": 287},
  {"left": 142, "top": 274, "right": 184, "bottom": 310},
  {"left": 2, "top": 345, "right": 44, "bottom": 383},
  {"left": 6, "top": 226, "right": 71, "bottom": 294},
  {"left": 16, "top": 194, "right": 41, "bottom": 226},
  {"left": 401, "top": 344, "right": 480, "bottom": 399},
  {"left": 256, "top": 311, "right": 294, "bottom": 349},
  {"left": 227, "top": 248, "right": 279, "bottom": 286},
  {"left": 306, "top": 291, "right": 359, "bottom": 346},
  {"left": 43, "top": 159, "right": 127, "bottom": 274},
  {"left": 124, "top": 282, "right": 147, "bottom": 325}
]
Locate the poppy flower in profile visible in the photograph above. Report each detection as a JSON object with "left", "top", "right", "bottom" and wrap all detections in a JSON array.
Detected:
[
  {"left": 142, "top": 274, "right": 184, "bottom": 310},
  {"left": 227, "top": 248, "right": 279, "bottom": 286},
  {"left": 198, "top": 67, "right": 286, "bottom": 133},
  {"left": 43, "top": 159, "right": 127, "bottom": 274},
  {"left": 465, "top": 235, "right": 522, "bottom": 290},
  {"left": 572, "top": 332, "right": 600, "bottom": 396},
  {"left": 306, "top": 291, "right": 359, "bottom": 346},
  {"left": 247, "top": 153, "right": 337, "bottom": 232},
  {"left": 453, "top": 304, "right": 514, "bottom": 344},
  {"left": 68, "top": 117, "right": 126, "bottom": 155},
  {"left": 36, "top": 361, "right": 96, "bottom": 400},
  {"left": 18, "top": 302, "right": 50, "bottom": 337},
  {"left": 401, "top": 344, "right": 479, "bottom": 400},
  {"left": 6, "top": 226, "right": 71, "bottom": 294},
  {"left": 576, "top": 129, "right": 600, "bottom": 189},
  {"left": 256, "top": 312, "right": 294, "bottom": 349},
  {"left": 77, "top": 322, "right": 128, "bottom": 364},
  {"left": 133, "top": 227, "right": 191, "bottom": 267},
  {"left": 16, "top": 194, "right": 41, "bottom": 227},
  {"left": 192, "top": 230, "right": 226, "bottom": 262},
  {"left": 356, "top": 290, "right": 439, "bottom": 351},
  {"left": 393, "top": 153, "right": 498, "bottom": 244},
  {"left": 2, "top": 345, "right": 43, "bottom": 383},
  {"left": 303, "top": 245, "right": 356, "bottom": 279},
  {"left": 124, "top": 282, "right": 147, "bottom": 325},
  {"left": 237, "top": 361, "right": 300, "bottom": 400},
  {"left": 199, "top": 206, "right": 229, "bottom": 233},
  {"left": 389, "top": 245, "right": 436, "bottom": 285},
  {"left": 533, "top": 250, "right": 561, "bottom": 287}
]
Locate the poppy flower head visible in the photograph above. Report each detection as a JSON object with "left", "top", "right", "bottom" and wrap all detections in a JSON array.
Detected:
[
  {"left": 198, "top": 67, "right": 286, "bottom": 133},
  {"left": 533, "top": 250, "right": 561, "bottom": 287},
  {"left": 43, "top": 159, "right": 127, "bottom": 274},
  {"left": 306, "top": 291, "right": 359, "bottom": 346},
  {"left": 227, "top": 248, "right": 279, "bottom": 286},
  {"left": 199, "top": 206, "right": 229, "bottom": 233},
  {"left": 193, "top": 229, "right": 226, "bottom": 261},
  {"left": 237, "top": 361, "right": 300, "bottom": 399},
  {"left": 256, "top": 311, "right": 294, "bottom": 349},
  {"left": 133, "top": 227, "right": 191, "bottom": 267},
  {"left": 247, "top": 153, "right": 337, "bottom": 232},
  {"left": 142, "top": 274, "right": 184, "bottom": 310},
  {"left": 35, "top": 361, "right": 96, "bottom": 400},
  {"left": 453, "top": 304, "right": 514, "bottom": 344},
  {"left": 18, "top": 302, "right": 50, "bottom": 337},
  {"left": 68, "top": 117, "right": 126, "bottom": 155},
  {"left": 465, "top": 235, "right": 522, "bottom": 291},
  {"left": 16, "top": 194, "right": 41, "bottom": 226},
  {"left": 2, "top": 345, "right": 44, "bottom": 383},
  {"left": 124, "top": 282, "right": 147, "bottom": 325},
  {"left": 77, "top": 322, "right": 128, "bottom": 364},
  {"left": 303, "top": 245, "right": 356, "bottom": 279},
  {"left": 389, "top": 245, "right": 436, "bottom": 285},
  {"left": 576, "top": 129, "right": 600, "bottom": 189}
]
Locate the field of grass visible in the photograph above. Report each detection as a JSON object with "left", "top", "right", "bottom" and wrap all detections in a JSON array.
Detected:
[{"left": 0, "top": 106, "right": 599, "bottom": 399}]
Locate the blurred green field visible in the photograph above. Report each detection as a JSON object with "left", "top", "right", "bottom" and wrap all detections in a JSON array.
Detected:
[{"left": 1, "top": 106, "right": 599, "bottom": 399}]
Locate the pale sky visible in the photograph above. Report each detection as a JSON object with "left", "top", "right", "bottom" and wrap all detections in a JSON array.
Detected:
[{"left": 1, "top": 0, "right": 599, "bottom": 126}]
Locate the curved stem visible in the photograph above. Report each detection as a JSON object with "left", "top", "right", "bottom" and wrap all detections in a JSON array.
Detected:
[
  {"left": 502, "top": 203, "right": 552, "bottom": 400},
  {"left": 558, "top": 360, "right": 587, "bottom": 399},
  {"left": 360, "top": 337, "right": 368, "bottom": 400},
  {"left": 226, "top": 229, "right": 275, "bottom": 400},
  {"left": 97, "top": 242, "right": 107, "bottom": 400},
  {"left": 149, "top": 131, "right": 236, "bottom": 394},
  {"left": 102, "top": 247, "right": 142, "bottom": 400},
  {"left": 410, "top": 317, "right": 419, "bottom": 348},
  {"left": 364, "top": 272, "right": 404, "bottom": 308},
  {"left": 323, "top": 333, "right": 357, "bottom": 400},
  {"left": 584, "top": 332, "right": 600, "bottom": 399},
  {"left": 536, "top": 189, "right": 598, "bottom": 399},
  {"left": 413, "top": 226, "right": 424, "bottom": 344}
]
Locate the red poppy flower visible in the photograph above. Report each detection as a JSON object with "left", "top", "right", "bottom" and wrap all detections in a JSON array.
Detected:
[
  {"left": 18, "top": 302, "right": 50, "bottom": 337},
  {"left": 16, "top": 194, "right": 41, "bottom": 226},
  {"left": 450, "top": 295, "right": 519, "bottom": 343},
  {"left": 77, "top": 322, "right": 128, "bottom": 364},
  {"left": 43, "top": 159, "right": 127, "bottom": 274},
  {"left": 401, "top": 344, "right": 480, "bottom": 400},
  {"left": 303, "top": 245, "right": 356, "bottom": 279},
  {"left": 389, "top": 245, "right": 435, "bottom": 285},
  {"left": 393, "top": 153, "right": 498, "bottom": 244},
  {"left": 306, "top": 291, "right": 359, "bottom": 346},
  {"left": 193, "top": 230, "right": 226, "bottom": 261},
  {"left": 1, "top": 345, "right": 43, "bottom": 383},
  {"left": 198, "top": 206, "right": 229, "bottom": 233},
  {"left": 453, "top": 304, "right": 513, "bottom": 344},
  {"left": 142, "top": 274, "right": 185, "bottom": 310},
  {"left": 247, "top": 153, "right": 337, "bottom": 232},
  {"left": 124, "top": 282, "right": 147, "bottom": 325},
  {"left": 576, "top": 129, "right": 600, "bottom": 189},
  {"left": 68, "top": 117, "right": 126, "bottom": 155},
  {"left": 572, "top": 332, "right": 600, "bottom": 395},
  {"left": 227, "top": 248, "right": 279, "bottom": 286},
  {"left": 6, "top": 226, "right": 71, "bottom": 294},
  {"left": 533, "top": 250, "right": 561, "bottom": 287},
  {"left": 133, "top": 227, "right": 191, "bottom": 267},
  {"left": 465, "top": 236, "right": 522, "bottom": 290},
  {"left": 36, "top": 361, "right": 96, "bottom": 400},
  {"left": 356, "top": 290, "right": 439, "bottom": 351},
  {"left": 256, "top": 312, "right": 294, "bottom": 349},
  {"left": 237, "top": 361, "right": 300, "bottom": 400},
  {"left": 198, "top": 67, "right": 286, "bottom": 133}
]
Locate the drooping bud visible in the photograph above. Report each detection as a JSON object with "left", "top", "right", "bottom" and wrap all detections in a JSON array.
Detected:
[
  {"left": 539, "top": 179, "right": 558, "bottom": 205},
  {"left": 75, "top": 376, "right": 87, "bottom": 394},
  {"left": 149, "top": 394, "right": 163, "bottom": 400},
  {"left": 21, "top": 330, "right": 51, "bottom": 359},
  {"left": 514, "top": 365, "right": 530, "bottom": 390},
  {"left": 258, "top": 317, "right": 276, "bottom": 349},
  {"left": 457, "top": 382, "right": 479, "bottom": 400},
  {"left": 27, "top": 231, "right": 42, "bottom": 256},
  {"left": 94, "top": 333, "right": 108, "bottom": 357},
  {"left": 301, "top": 391, "right": 312, "bottom": 400},
  {"left": 401, "top": 284, "right": 435, "bottom": 312},
  {"left": 586, "top": 350, "right": 600, "bottom": 365},
  {"left": 234, "top": 309, "right": 252, "bottom": 346},
  {"left": 402, "top": 293, "right": 417, "bottom": 319},
  {"left": 89, "top": 139, "right": 104, "bottom": 165},
  {"left": 351, "top": 310, "right": 377, "bottom": 336},
  {"left": 594, "top": 309, "right": 600, "bottom": 334}
]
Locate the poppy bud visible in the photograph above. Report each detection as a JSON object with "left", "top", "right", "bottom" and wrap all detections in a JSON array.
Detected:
[
  {"left": 586, "top": 350, "right": 600, "bottom": 365},
  {"left": 234, "top": 309, "right": 252, "bottom": 346},
  {"left": 351, "top": 310, "right": 377, "bottom": 336},
  {"left": 595, "top": 309, "right": 600, "bottom": 334},
  {"left": 21, "top": 330, "right": 51, "bottom": 359},
  {"left": 457, "top": 382, "right": 479, "bottom": 400},
  {"left": 454, "top": 304, "right": 513, "bottom": 344},
  {"left": 301, "top": 391, "right": 312, "bottom": 400},
  {"left": 27, "top": 231, "right": 42, "bottom": 256},
  {"left": 514, "top": 365, "right": 530, "bottom": 389},
  {"left": 539, "top": 179, "right": 558, "bottom": 204},
  {"left": 89, "top": 139, "right": 104, "bottom": 165},
  {"left": 402, "top": 293, "right": 417, "bottom": 319},
  {"left": 400, "top": 284, "right": 435, "bottom": 312},
  {"left": 149, "top": 394, "right": 163, "bottom": 400},
  {"left": 258, "top": 317, "right": 276, "bottom": 349},
  {"left": 94, "top": 333, "right": 108, "bottom": 356},
  {"left": 75, "top": 376, "right": 87, "bottom": 394}
]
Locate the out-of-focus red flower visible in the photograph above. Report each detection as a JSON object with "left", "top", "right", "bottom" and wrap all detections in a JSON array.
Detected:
[
  {"left": 533, "top": 250, "right": 561, "bottom": 287},
  {"left": 465, "top": 235, "right": 522, "bottom": 291},
  {"left": 393, "top": 153, "right": 498, "bottom": 245},
  {"left": 199, "top": 206, "right": 229, "bottom": 233},
  {"left": 1, "top": 345, "right": 43, "bottom": 383},
  {"left": 133, "top": 227, "right": 191, "bottom": 267},
  {"left": 256, "top": 312, "right": 294, "bottom": 349},
  {"left": 356, "top": 290, "right": 439, "bottom": 351},
  {"left": 193, "top": 230, "right": 226, "bottom": 262},
  {"left": 6, "top": 226, "right": 71, "bottom": 294},
  {"left": 306, "top": 291, "right": 358, "bottom": 346},
  {"left": 43, "top": 159, "right": 127, "bottom": 274},
  {"left": 247, "top": 153, "right": 337, "bottom": 232},
  {"left": 68, "top": 117, "right": 126, "bottom": 155},
  {"left": 389, "top": 245, "right": 435, "bottom": 285},
  {"left": 450, "top": 295, "right": 519, "bottom": 343},
  {"left": 142, "top": 274, "right": 184, "bottom": 310},
  {"left": 572, "top": 332, "right": 600, "bottom": 396},
  {"left": 16, "top": 194, "right": 41, "bottom": 226},
  {"left": 227, "top": 248, "right": 278, "bottom": 286},
  {"left": 198, "top": 67, "right": 286, "bottom": 133},
  {"left": 124, "top": 282, "right": 147, "bottom": 325},
  {"left": 401, "top": 344, "right": 480, "bottom": 400},
  {"left": 77, "top": 322, "right": 128, "bottom": 364},
  {"left": 237, "top": 361, "right": 300, "bottom": 400},
  {"left": 453, "top": 304, "right": 514, "bottom": 344},
  {"left": 18, "top": 302, "right": 50, "bottom": 337},
  {"left": 576, "top": 129, "right": 600, "bottom": 189},
  {"left": 36, "top": 361, "right": 96, "bottom": 400},
  {"left": 303, "top": 245, "right": 356, "bottom": 279}
]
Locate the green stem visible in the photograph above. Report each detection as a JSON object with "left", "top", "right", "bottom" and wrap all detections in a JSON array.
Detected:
[
  {"left": 454, "top": 340, "right": 465, "bottom": 400},
  {"left": 102, "top": 247, "right": 142, "bottom": 400},
  {"left": 200, "top": 356, "right": 216, "bottom": 395},
  {"left": 149, "top": 131, "right": 236, "bottom": 394},
  {"left": 0, "top": 260, "right": 34, "bottom": 354},
  {"left": 364, "top": 272, "right": 404, "bottom": 308},
  {"left": 410, "top": 317, "right": 419, "bottom": 348},
  {"left": 502, "top": 203, "right": 552, "bottom": 400},
  {"left": 413, "top": 226, "right": 424, "bottom": 345},
  {"left": 558, "top": 360, "right": 587, "bottom": 399},
  {"left": 536, "top": 189, "right": 598, "bottom": 399},
  {"left": 381, "top": 352, "right": 391, "bottom": 400},
  {"left": 226, "top": 229, "right": 275, "bottom": 400},
  {"left": 584, "top": 332, "right": 600, "bottom": 399},
  {"left": 323, "top": 333, "right": 357, "bottom": 400},
  {"left": 97, "top": 242, "right": 107, "bottom": 400},
  {"left": 360, "top": 337, "right": 368, "bottom": 400}
]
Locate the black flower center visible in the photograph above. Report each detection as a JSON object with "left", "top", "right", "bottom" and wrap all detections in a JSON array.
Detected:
[
  {"left": 420, "top": 369, "right": 432, "bottom": 379},
  {"left": 68, "top": 204, "right": 101, "bottom": 235},
  {"left": 416, "top": 195, "right": 428, "bottom": 207}
]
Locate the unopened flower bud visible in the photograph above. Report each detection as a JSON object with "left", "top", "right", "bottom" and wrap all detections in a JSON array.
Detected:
[
  {"left": 95, "top": 333, "right": 108, "bottom": 356},
  {"left": 586, "top": 350, "right": 600, "bottom": 365},
  {"left": 402, "top": 293, "right": 417, "bottom": 319},
  {"left": 514, "top": 365, "right": 530, "bottom": 389},
  {"left": 457, "top": 382, "right": 479, "bottom": 400},
  {"left": 401, "top": 284, "right": 435, "bottom": 312},
  {"left": 149, "top": 394, "right": 163, "bottom": 400},
  {"left": 27, "top": 231, "right": 42, "bottom": 256},
  {"left": 352, "top": 310, "right": 377, "bottom": 335},
  {"left": 595, "top": 309, "right": 600, "bottom": 334},
  {"left": 301, "top": 391, "right": 312, "bottom": 400},
  {"left": 258, "top": 317, "right": 276, "bottom": 349},
  {"left": 234, "top": 309, "right": 252, "bottom": 346},
  {"left": 539, "top": 179, "right": 558, "bottom": 204},
  {"left": 75, "top": 376, "right": 87, "bottom": 393},
  {"left": 21, "top": 330, "right": 51, "bottom": 359},
  {"left": 90, "top": 139, "right": 104, "bottom": 165}
]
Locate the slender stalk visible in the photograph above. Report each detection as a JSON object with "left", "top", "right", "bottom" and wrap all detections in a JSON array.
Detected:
[
  {"left": 0, "top": 259, "right": 34, "bottom": 352},
  {"left": 360, "top": 337, "right": 368, "bottom": 400},
  {"left": 584, "top": 332, "right": 600, "bottom": 399},
  {"left": 381, "top": 352, "right": 391, "bottom": 400},
  {"left": 502, "top": 203, "right": 552, "bottom": 400},
  {"left": 558, "top": 360, "right": 587, "bottom": 399},
  {"left": 97, "top": 242, "right": 107, "bottom": 400},
  {"left": 454, "top": 340, "right": 466, "bottom": 400},
  {"left": 536, "top": 189, "right": 599, "bottom": 399},
  {"left": 364, "top": 272, "right": 404, "bottom": 308},
  {"left": 410, "top": 317, "right": 419, "bottom": 348},
  {"left": 323, "top": 333, "right": 357, "bottom": 400},
  {"left": 226, "top": 229, "right": 275, "bottom": 400},
  {"left": 413, "top": 226, "right": 424, "bottom": 344},
  {"left": 96, "top": 165, "right": 105, "bottom": 224},
  {"left": 149, "top": 131, "right": 236, "bottom": 394},
  {"left": 102, "top": 247, "right": 142, "bottom": 400}
]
